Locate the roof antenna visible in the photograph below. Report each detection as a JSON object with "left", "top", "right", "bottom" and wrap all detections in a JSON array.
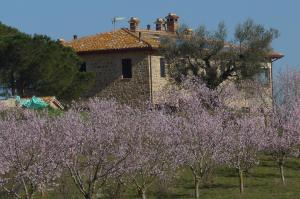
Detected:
[{"left": 112, "top": 17, "right": 126, "bottom": 32}]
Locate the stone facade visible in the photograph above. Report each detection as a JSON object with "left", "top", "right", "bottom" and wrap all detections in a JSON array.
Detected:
[
  {"left": 80, "top": 50, "right": 168, "bottom": 105},
  {"left": 149, "top": 54, "right": 169, "bottom": 103},
  {"left": 223, "top": 62, "right": 274, "bottom": 110},
  {"left": 79, "top": 49, "right": 275, "bottom": 109}
]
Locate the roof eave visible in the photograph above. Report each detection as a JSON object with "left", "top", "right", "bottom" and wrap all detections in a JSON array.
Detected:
[
  {"left": 269, "top": 54, "right": 284, "bottom": 62},
  {"left": 76, "top": 47, "right": 155, "bottom": 55}
]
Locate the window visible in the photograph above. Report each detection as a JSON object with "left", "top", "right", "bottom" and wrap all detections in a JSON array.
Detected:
[
  {"left": 160, "top": 58, "right": 166, "bottom": 77},
  {"left": 80, "top": 62, "right": 87, "bottom": 72},
  {"left": 122, "top": 59, "right": 132, "bottom": 78}
]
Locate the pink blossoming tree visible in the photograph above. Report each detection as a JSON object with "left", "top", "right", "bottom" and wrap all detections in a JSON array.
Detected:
[
  {"left": 50, "top": 98, "right": 134, "bottom": 199},
  {"left": 0, "top": 110, "right": 61, "bottom": 199},
  {"left": 222, "top": 110, "right": 265, "bottom": 194},
  {"left": 155, "top": 77, "right": 237, "bottom": 199},
  {"left": 124, "top": 107, "right": 180, "bottom": 199},
  {"left": 264, "top": 69, "right": 300, "bottom": 185}
]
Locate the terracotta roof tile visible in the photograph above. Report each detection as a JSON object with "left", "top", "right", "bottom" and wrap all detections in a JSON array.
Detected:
[
  {"left": 128, "top": 29, "right": 175, "bottom": 48},
  {"left": 64, "top": 29, "right": 153, "bottom": 53},
  {"left": 268, "top": 52, "right": 284, "bottom": 59},
  {"left": 64, "top": 28, "right": 283, "bottom": 60}
]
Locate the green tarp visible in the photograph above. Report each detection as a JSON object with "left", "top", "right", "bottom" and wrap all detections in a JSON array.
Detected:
[{"left": 16, "top": 96, "right": 49, "bottom": 109}]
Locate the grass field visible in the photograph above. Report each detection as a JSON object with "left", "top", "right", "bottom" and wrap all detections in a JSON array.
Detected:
[
  {"left": 143, "top": 155, "right": 300, "bottom": 199},
  {"left": 2, "top": 155, "right": 300, "bottom": 199}
]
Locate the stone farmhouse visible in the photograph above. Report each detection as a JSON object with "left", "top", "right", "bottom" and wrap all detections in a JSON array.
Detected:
[{"left": 64, "top": 13, "right": 284, "bottom": 105}]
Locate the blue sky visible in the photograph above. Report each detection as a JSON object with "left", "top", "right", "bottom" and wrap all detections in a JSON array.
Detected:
[{"left": 0, "top": 0, "right": 299, "bottom": 71}]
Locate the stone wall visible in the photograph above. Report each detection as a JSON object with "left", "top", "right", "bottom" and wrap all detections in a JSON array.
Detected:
[
  {"left": 80, "top": 51, "right": 151, "bottom": 106},
  {"left": 224, "top": 62, "right": 274, "bottom": 110},
  {"left": 149, "top": 54, "right": 169, "bottom": 103},
  {"left": 79, "top": 50, "right": 274, "bottom": 110}
]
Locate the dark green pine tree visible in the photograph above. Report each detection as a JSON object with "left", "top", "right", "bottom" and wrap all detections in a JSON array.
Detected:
[{"left": 0, "top": 22, "right": 95, "bottom": 100}]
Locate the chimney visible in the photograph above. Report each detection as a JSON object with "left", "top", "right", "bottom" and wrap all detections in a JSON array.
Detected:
[
  {"left": 73, "top": 35, "right": 78, "bottom": 40},
  {"left": 147, "top": 24, "right": 151, "bottom": 30},
  {"left": 128, "top": 17, "right": 140, "bottom": 32},
  {"left": 155, "top": 18, "right": 165, "bottom": 31},
  {"left": 165, "top": 13, "right": 179, "bottom": 33},
  {"left": 184, "top": 28, "right": 193, "bottom": 35}
]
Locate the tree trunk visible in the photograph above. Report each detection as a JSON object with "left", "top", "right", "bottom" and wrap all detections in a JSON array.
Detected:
[
  {"left": 238, "top": 169, "right": 244, "bottom": 194},
  {"left": 84, "top": 193, "right": 92, "bottom": 199},
  {"left": 194, "top": 175, "right": 200, "bottom": 199},
  {"left": 138, "top": 188, "right": 147, "bottom": 199},
  {"left": 16, "top": 79, "right": 25, "bottom": 97},
  {"left": 10, "top": 70, "right": 15, "bottom": 96},
  {"left": 279, "top": 164, "right": 286, "bottom": 185},
  {"left": 114, "top": 180, "right": 123, "bottom": 199}
]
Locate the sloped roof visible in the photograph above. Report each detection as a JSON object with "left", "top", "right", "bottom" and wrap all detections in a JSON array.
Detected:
[
  {"left": 268, "top": 51, "right": 284, "bottom": 59},
  {"left": 64, "top": 29, "right": 155, "bottom": 53},
  {"left": 129, "top": 29, "right": 174, "bottom": 48},
  {"left": 64, "top": 28, "right": 283, "bottom": 59}
]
